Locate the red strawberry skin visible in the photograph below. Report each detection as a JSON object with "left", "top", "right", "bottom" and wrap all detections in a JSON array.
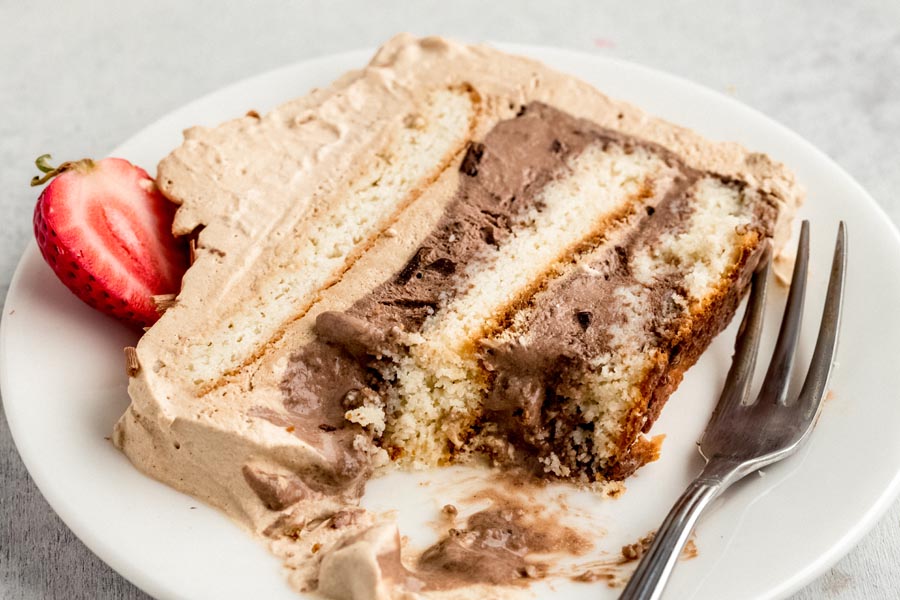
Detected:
[{"left": 32, "top": 157, "right": 188, "bottom": 329}]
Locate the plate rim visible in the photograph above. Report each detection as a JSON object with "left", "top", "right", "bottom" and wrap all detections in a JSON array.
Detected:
[{"left": 3, "top": 41, "right": 900, "bottom": 600}]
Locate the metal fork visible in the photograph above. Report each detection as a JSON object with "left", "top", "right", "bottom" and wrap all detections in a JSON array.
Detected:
[{"left": 620, "top": 220, "right": 847, "bottom": 600}]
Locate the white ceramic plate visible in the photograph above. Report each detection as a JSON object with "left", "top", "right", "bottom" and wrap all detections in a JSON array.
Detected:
[{"left": 3, "top": 44, "right": 900, "bottom": 600}]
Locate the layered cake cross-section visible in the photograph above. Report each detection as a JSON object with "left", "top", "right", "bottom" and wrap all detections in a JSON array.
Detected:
[{"left": 114, "top": 35, "right": 801, "bottom": 597}]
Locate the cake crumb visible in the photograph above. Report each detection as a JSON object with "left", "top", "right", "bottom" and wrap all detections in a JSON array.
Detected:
[
  {"left": 621, "top": 533, "right": 655, "bottom": 561},
  {"left": 591, "top": 480, "right": 626, "bottom": 498},
  {"left": 682, "top": 538, "right": 699, "bottom": 560},
  {"left": 345, "top": 403, "right": 386, "bottom": 436},
  {"left": 773, "top": 252, "right": 795, "bottom": 286}
]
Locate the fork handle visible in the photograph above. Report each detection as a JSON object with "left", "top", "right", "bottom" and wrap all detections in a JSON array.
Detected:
[{"left": 619, "top": 460, "right": 742, "bottom": 600}]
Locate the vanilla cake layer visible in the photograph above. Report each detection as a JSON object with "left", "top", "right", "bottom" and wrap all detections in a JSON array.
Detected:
[{"left": 115, "top": 35, "right": 801, "bottom": 598}]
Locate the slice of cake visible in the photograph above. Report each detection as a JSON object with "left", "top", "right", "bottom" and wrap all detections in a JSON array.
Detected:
[{"left": 114, "top": 34, "right": 800, "bottom": 597}]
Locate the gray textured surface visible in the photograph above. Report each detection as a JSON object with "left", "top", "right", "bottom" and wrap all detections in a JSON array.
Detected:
[{"left": 1, "top": 1, "right": 898, "bottom": 598}]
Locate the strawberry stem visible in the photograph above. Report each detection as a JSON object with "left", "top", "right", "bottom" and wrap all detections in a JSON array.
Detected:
[{"left": 31, "top": 154, "right": 95, "bottom": 187}]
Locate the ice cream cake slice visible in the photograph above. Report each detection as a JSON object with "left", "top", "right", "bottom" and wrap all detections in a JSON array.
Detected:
[{"left": 114, "top": 34, "right": 801, "bottom": 596}]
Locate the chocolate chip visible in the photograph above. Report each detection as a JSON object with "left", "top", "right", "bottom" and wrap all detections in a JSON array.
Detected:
[
  {"left": 427, "top": 257, "right": 457, "bottom": 275},
  {"left": 460, "top": 141, "right": 485, "bottom": 177},
  {"left": 646, "top": 206, "right": 655, "bottom": 216},
  {"left": 383, "top": 298, "right": 438, "bottom": 310},
  {"left": 482, "top": 225, "right": 498, "bottom": 246},
  {"left": 550, "top": 139, "right": 566, "bottom": 154},
  {"left": 319, "top": 424, "right": 337, "bottom": 432},
  {"left": 576, "top": 311, "right": 593, "bottom": 330},
  {"left": 396, "top": 247, "right": 432, "bottom": 283}
]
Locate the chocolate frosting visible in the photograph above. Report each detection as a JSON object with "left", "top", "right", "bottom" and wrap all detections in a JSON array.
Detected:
[
  {"left": 416, "top": 489, "right": 590, "bottom": 588},
  {"left": 241, "top": 465, "right": 309, "bottom": 511}
]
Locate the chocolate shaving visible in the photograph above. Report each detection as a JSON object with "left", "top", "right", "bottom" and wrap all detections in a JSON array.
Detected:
[
  {"left": 152, "top": 293, "right": 177, "bottom": 315},
  {"left": 575, "top": 310, "right": 593, "bottom": 330},
  {"left": 381, "top": 298, "right": 438, "bottom": 310},
  {"left": 427, "top": 257, "right": 457, "bottom": 275},
  {"left": 124, "top": 346, "right": 140, "bottom": 377},
  {"left": 459, "top": 141, "right": 485, "bottom": 176},
  {"left": 396, "top": 247, "right": 432, "bottom": 284},
  {"left": 328, "top": 509, "right": 363, "bottom": 529},
  {"left": 481, "top": 225, "right": 498, "bottom": 247}
]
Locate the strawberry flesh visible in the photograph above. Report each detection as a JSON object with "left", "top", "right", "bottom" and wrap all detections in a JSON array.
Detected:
[{"left": 33, "top": 157, "right": 188, "bottom": 329}]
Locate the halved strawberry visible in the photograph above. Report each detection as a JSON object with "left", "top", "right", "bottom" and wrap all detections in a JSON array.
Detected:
[{"left": 31, "top": 155, "right": 188, "bottom": 329}]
